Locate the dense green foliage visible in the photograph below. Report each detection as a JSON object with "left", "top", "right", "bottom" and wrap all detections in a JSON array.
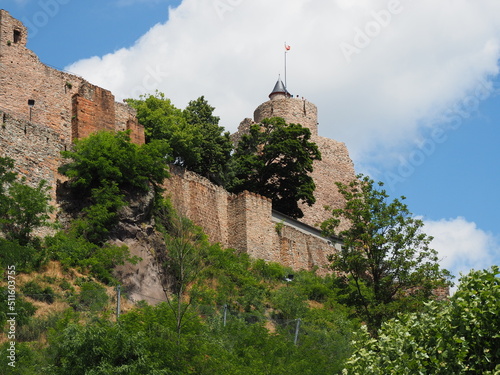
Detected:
[
  {"left": 59, "top": 130, "right": 169, "bottom": 244},
  {"left": 60, "top": 130, "right": 169, "bottom": 194},
  {"left": 0, "top": 157, "right": 53, "bottom": 247},
  {"left": 229, "top": 117, "right": 321, "bottom": 218},
  {"left": 321, "top": 175, "right": 452, "bottom": 334},
  {"left": 344, "top": 267, "right": 500, "bottom": 374},
  {"left": 127, "top": 92, "right": 232, "bottom": 183},
  {"left": 45, "top": 231, "right": 137, "bottom": 284},
  {"left": 1, "top": 234, "right": 359, "bottom": 374}
]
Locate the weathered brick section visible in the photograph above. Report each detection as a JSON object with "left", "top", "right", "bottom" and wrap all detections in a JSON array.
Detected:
[
  {"left": 0, "top": 9, "right": 144, "bottom": 150},
  {"left": 72, "top": 83, "right": 116, "bottom": 140},
  {"left": 0, "top": 110, "right": 65, "bottom": 200}
]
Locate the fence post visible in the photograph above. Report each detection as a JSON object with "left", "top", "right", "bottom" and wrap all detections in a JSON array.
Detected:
[
  {"left": 294, "top": 318, "right": 301, "bottom": 345},
  {"left": 223, "top": 304, "right": 228, "bottom": 327},
  {"left": 116, "top": 285, "right": 121, "bottom": 321}
]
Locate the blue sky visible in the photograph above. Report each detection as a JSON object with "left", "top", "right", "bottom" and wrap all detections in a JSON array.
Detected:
[{"left": 3, "top": 0, "right": 500, "bottom": 285}]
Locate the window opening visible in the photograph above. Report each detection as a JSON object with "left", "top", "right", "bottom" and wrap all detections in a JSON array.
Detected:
[{"left": 13, "top": 29, "right": 21, "bottom": 44}]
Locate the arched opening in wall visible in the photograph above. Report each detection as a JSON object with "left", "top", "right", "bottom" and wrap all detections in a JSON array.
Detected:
[{"left": 13, "top": 29, "right": 21, "bottom": 44}]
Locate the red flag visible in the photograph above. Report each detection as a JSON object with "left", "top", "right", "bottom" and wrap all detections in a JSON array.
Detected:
[{"left": 285, "top": 44, "right": 291, "bottom": 51}]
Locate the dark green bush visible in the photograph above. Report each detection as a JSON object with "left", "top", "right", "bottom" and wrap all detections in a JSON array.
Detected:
[
  {"left": 21, "top": 281, "right": 55, "bottom": 304},
  {"left": 71, "top": 282, "right": 109, "bottom": 312}
]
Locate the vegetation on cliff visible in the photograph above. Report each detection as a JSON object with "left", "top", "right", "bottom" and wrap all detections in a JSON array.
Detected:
[{"left": 1, "top": 98, "right": 498, "bottom": 373}]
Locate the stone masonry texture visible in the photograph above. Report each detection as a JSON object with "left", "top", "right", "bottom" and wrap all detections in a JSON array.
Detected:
[{"left": 0, "top": 10, "right": 144, "bottom": 184}]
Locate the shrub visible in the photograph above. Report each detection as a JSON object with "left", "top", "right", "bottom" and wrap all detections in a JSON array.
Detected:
[
  {"left": 21, "top": 281, "right": 55, "bottom": 304},
  {"left": 71, "top": 282, "right": 109, "bottom": 312}
]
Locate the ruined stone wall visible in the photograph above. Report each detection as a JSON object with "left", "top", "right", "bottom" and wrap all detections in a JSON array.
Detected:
[
  {"left": 0, "top": 110, "right": 65, "bottom": 202},
  {"left": 163, "top": 166, "right": 231, "bottom": 246},
  {"left": 299, "top": 135, "right": 356, "bottom": 230},
  {"left": 273, "top": 224, "right": 338, "bottom": 275},
  {"left": 0, "top": 9, "right": 144, "bottom": 149},
  {"left": 228, "top": 191, "right": 274, "bottom": 260}
]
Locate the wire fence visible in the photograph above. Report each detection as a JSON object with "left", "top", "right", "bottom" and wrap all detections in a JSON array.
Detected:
[{"left": 1, "top": 284, "right": 329, "bottom": 346}]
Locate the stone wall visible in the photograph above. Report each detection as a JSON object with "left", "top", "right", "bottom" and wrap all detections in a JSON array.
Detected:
[
  {"left": 254, "top": 97, "right": 318, "bottom": 136},
  {"left": 0, "top": 110, "right": 65, "bottom": 202},
  {"left": 272, "top": 223, "right": 339, "bottom": 276},
  {"left": 299, "top": 135, "right": 355, "bottom": 230},
  {"left": 163, "top": 165, "right": 338, "bottom": 272},
  {"left": 0, "top": 9, "right": 144, "bottom": 149}
]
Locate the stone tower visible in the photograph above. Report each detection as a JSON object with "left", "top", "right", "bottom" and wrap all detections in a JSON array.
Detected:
[
  {"left": 234, "top": 78, "right": 357, "bottom": 229},
  {"left": 254, "top": 78, "right": 319, "bottom": 136}
]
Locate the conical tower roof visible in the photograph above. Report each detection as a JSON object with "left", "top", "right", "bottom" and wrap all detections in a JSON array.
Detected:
[{"left": 269, "top": 78, "right": 291, "bottom": 99}]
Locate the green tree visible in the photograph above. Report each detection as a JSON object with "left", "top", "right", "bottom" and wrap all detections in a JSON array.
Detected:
[
  {"left": 60, "top": 130, "right": 169, "bottom": 194},
  {"left": 0, "top": 179, "right": 53, "bottom": 246},
  {"left": 183, "top": 96, "right": 232, "bottom": 182},
  {"left": 321, "top": 175, "right": 451, "bottom": 334},
  {"left": 126, "top": 91, "right": 187, "bottom": 144},
  {"left": 0, "top": 157, "right": 53, "bottom": 246},
  {"left": 344, "top": 267, "right": 500, "bottom": 374},
  {"left": 154, "top": 200, "right": 211, "bottom": 342},
  {"left": 229, "top": 117, "right": 321, "bottom": 218},
  {"left": 127, "top": 92, "right": 232, "bottom": 184},
  {"left": 59, "top": 130, "right": 169, "bottom": 244},
  {"left": 0, "top": 157, "right": 16, "bottom": 195}
]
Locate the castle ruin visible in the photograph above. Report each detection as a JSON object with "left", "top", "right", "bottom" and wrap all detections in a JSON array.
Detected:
[{"left": 0, "top": 9, "right": 357, "bottom": 274}]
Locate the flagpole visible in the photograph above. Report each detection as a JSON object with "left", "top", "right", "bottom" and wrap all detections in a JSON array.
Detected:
[{"left": 284, "top": 42, "right": 288, "bottom": 92}]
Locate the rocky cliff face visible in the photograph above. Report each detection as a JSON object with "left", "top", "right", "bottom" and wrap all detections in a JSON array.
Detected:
[{"left": 111, "top": 189, "right": 168, "bottom": 304}]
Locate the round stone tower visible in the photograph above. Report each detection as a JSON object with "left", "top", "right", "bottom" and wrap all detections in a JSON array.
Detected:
[{"left": 253, "top": 78, "right": 318, "bottom": 136}]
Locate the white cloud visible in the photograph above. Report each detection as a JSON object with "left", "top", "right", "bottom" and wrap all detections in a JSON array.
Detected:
[
  {"left": 423, "top": 217, "right": 499, "bottom": 283},
  {"left": 66, "top": 0, "right": 500, "bottom": 168}
]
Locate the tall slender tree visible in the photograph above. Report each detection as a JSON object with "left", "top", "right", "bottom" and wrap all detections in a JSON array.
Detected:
[{"left": 321, "top": 175, "right": 452, "bottom": 334}]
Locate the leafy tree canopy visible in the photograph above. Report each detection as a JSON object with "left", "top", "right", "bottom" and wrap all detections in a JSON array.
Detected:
[
  {"left": 229, "top": 117, "right": 321, "bottom": 218},
  {"left": 126, "top": 92, "right": 232, "bottom": 183},
  {"left": 344, "top": 267, "right": 500, "bottom": 374},
  {"left": 60, "top": 130, "right": 169, "bottom": 195},
  {"left": 321, "top": 174, "right": 452, "bottom": 334},
  {"left": 0, "top": 157, "right": 53, "bottom": 246},
  {"left": 59, "top": 130, "right": 169, "bottom": 244}
]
